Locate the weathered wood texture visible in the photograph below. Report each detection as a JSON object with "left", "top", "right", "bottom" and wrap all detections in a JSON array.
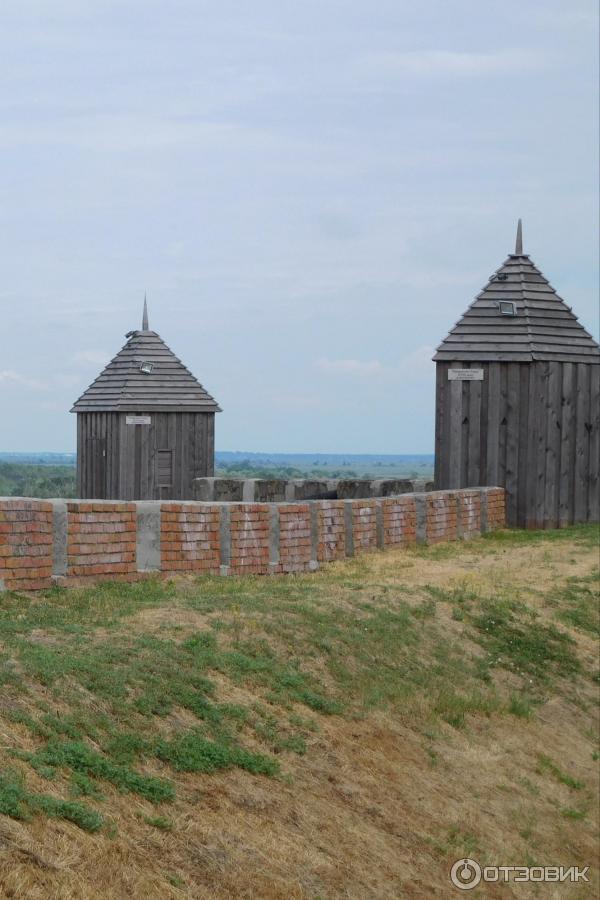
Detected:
[
  {"left": 434, "top": 227, "right": 599, "bottom": 527},
  {"left": 73, "top": 313, "right": 220, "bottom": 501},
  {"left": 77, "top": 411, "right": 215, "bottom": 500},
  {"left": 72, "top": 330, "right": 221, "bottom": 413},
  {"left": 434, "top": 361, "right": 599, "bottom": 527}
]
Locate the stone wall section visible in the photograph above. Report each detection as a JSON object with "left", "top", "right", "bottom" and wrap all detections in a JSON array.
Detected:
[
  {"left": 382, "top": 496, "right": 417, "bottom": 546},
  {"left": 276, "top": 504, "right": 312, "bottom": 573},
  {"left": 486, "top": 488, "right": 506, "bottom": 530},
  {"left": 67, "top": 503, "right": 136, "bottom": 579},
  {"left": 426, "top": 493, "right": 459, "bottom": 544},
  {"left": 316, "top": 501, "right": 346, "bottom": 562},
  {"left": 458, "top": 491, "right": 481, "bottom": 539},
  {"left": 161, "top": 504, "right": 220, "bottom": 574},
  {"left": 0, "top": 500, "right": 53, "bottom": 591},
  {"left": 351, "top": 501, "right": 378, "bottom": 553},
  {"left": 0, "top": 488, "right": 505, "bottom": 591},
  {"left": 229, "top": 504, "right": 271, "bottom": 575}
]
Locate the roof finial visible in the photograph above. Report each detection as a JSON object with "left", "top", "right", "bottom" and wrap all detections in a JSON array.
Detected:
[
  {"left": 142, "top": 293, "right": 149, "bottom": 331},
  {"left": 515, "top": 219, "right": 523, "bottom": 255}
]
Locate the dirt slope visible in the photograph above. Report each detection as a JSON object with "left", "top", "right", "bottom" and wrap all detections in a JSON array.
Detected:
[{"left": 0, "top": 526, "right": 597, "bottom": 898}]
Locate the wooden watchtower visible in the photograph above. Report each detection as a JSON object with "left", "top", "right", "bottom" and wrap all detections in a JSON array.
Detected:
[
  {"left": 434, "top": 221, "right": 599, "bottom": 528},
  {"left": 71, "top": 301, "right": 221, "bottom": 500}
]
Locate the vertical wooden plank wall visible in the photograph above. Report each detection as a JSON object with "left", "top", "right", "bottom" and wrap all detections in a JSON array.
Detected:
[
  {"left": 589, "top": 365, "right": 600, "bottom": 522},
  {"left": 78, "top": 411, "right": 216, "bottom": 500},
  {"left": 558, "top": 363, "right": 575, "bottom": 526},
  {"left": 504, "top": 363, "right": 520, "bottom": 525},
  {"left": 574, "top": 364, "right": 591, "bottom": 524},
  {"left": 449, "top": 363, "right": 463, "bottom": 488},
  {"left": 435, "top": 361, "right": 599, "bottom": 527},
  {"left": 433, "top": 365, "right": 445, "bottom": 489},
  {"left": 532, "top": 362, "right": 547, "bottom": 529}
]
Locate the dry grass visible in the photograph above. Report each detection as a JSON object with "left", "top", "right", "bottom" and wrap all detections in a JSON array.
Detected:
[{"left": 0, "top": 526, "right": 598, "bottom": 898}]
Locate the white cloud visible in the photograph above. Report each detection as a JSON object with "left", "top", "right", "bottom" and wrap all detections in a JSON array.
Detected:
[
  {"left": 71, "top": 349, "right": 111, "bottom": 367},
  {"left": 263, "top": 390, "right": 324, "bottom": 410},
  {"left": 397, "top": 345, "right": 436, "bottom": 377},
  {"left": 38, "top": 400, "right": 62, "bottom": 412},
  {"left": 316, "top": 358, "right": 385, "bottom": 377},
  {"left": 54, "top": 374, "right": 83, "bottom": 389},
  {"left": 0, "top": 369, "right": 49, "bottom": 391},
  {"left": 316, "top": 346, "right": 435, "bottom": 381},
  {"left": 361, "top": 48, "right": 547, "bottom": 79}
]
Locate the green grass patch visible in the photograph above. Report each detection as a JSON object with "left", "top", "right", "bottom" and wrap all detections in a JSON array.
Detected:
[
  {"left": 507, "top": 693, "right": 536, "bottom": 719},
  {"left": 482, "top": 524, "right": 599, "bottom": 548},
  {"left": 549, "top": 571, "right": 600, "bottom": 637},
  {"left": 19, "top": 741, "right": 175, "bottom": 803},
  {"left": 561, "top": 806, "right": 587, "bottom": 820},
  {"left": 0, "top": 525, "right": 595, "bottom": 832},
  {"left": 536, "top": 754, "right": 584, "bottom": 790},
  {"left": 154, "top": 730, "right": 279, "bottom": 776},
  {"left": 141, "top": 814, "right": 174, "bottom": 830},
  {"left": 471, "top": 599, "right": 580, "bottom": 680},
  {"left": 0, "top": 769, "right": 102, "bottom": 832}
]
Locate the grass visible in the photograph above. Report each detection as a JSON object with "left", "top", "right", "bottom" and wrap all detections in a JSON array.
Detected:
[
  {"left": 141, "top": 814, "right": 174, "bottom": 830},
  {"left": 0, "top": 530, "right": 594, "bottom": 818},
  {"left": 480, "top": 522, "right": 599, "bottom": 548},
  {"left": 17, "top": 741, "right": 176, "bottom": 802},
  {"left": 549, "top": 571, "right": 600, "bottom": 637},
  {"left": 0, "top": 769, "right": 103, "bottom": 832},
  {"left": 471, "top": 597, "right": 581, "bottom": 679},
  {"left": 536, "top": 754, "right": 584, "bottom": 790},
  {"left": 0, "top": 524, "right": 597, "bottom": 897}
]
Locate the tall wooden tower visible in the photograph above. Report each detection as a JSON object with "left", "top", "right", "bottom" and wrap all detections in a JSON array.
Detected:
[
  {"left": 71, "top": 300, "right": 221, "bottom": 500},
  {"left": 434, "top": 222, "right": 599, "bottom": 527}
]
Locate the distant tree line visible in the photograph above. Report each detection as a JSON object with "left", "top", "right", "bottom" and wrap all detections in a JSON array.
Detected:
[
  {"left": 0, "top": 463, "right": 76, "bottom": 498},
  {"left": 215, "top": 461, "right": 360, "bottom": 479},
  {"left": 0, "top": 458, "right": 431, "bottom": 498}
]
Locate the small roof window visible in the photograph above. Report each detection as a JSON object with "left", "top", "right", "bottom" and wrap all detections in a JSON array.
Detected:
[
  {"left": 497, "top": 300, "right": 517, "bottom": 317},
  {"left": 140, "top": 361, "right": 154, "bottom": 374}
]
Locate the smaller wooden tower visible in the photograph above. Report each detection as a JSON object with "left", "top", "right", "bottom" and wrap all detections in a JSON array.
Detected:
[
  {"left": 434, "top": 222, "right": 599, "bottom": 528},
  {"left": 71, "top": 300, "right": 221, "bottom": 500}
]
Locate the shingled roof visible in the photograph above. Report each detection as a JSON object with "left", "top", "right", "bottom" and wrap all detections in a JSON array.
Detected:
[
  {"left": 434, "top": 221, "right": 600, "bottom": 364},
  {"left": 71, "top": 301, "right": 221, "bottom": 413}
]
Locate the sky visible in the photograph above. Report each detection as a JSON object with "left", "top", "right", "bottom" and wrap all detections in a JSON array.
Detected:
[{"left": 0, "top": 0, "right": 598, "bottom": 454}]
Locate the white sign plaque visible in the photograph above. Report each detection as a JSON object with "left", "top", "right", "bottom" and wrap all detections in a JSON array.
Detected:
[
  {"left": 448, "top": 369, "right": 484, "bottom": 381},
  {"left": 126, "top": 415, "right": 152, "bottom": 425}
]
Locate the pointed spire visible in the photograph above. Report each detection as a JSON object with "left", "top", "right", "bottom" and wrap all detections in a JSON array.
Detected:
[
  {"left": 515, "top": 219, "right": 523, "bottom": 255},
  {"left": 142, "top": 293, "right": 149, "bottom": 331}
]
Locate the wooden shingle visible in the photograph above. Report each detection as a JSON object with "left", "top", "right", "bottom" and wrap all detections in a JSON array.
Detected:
[
  {"left": 71, "top": 328, "right": 221, "bottom": 413},
  {"left": 434, "top": 226, "right": 599, "bottom": 364}
]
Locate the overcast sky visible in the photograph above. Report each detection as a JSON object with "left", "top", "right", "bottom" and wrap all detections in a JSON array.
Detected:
[{"left": 0, "top": 1, "right": 597, "bottom": 453}]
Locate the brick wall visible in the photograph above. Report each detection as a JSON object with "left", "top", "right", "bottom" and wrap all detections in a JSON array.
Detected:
[
  {"left": 352, "top": 501, "right": 378, "bottom": 553},
  {"left": 426, "top": 494, "right": 458, "bottom": 544},
  {"left": 459, "top": 491, "right": 481, "bottom": 539},
  {"left": 229, "top": 504, "right": 270, "bottom": 575},
  {"left": 67, "top": 503, "right": 136, "bottom": 579},
  {"left": 160, "top": 504, "right": 220, "bottom": 574},
  {"left": 316, "top": 501, "right": 346, "bottom": 562},
  {"left": 0, "top": 487, "right": 506, "bottom": 592},
  {"left": 382, "top": 496, "right": 417, "bottom": 546},
  {"left": 277, "top": 504, "right": 312, "bottom": 573},
  {"left": 0, "top": 500, "right": 53, "bottom": 591},
  {"left": 486, "top": 488, "right": 506, "bottom": 530}
]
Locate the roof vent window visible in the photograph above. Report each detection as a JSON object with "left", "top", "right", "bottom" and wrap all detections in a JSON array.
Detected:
[
  {"left": 140, "top": 361, "right": 154, "bottom": 374},
  {"left": 497, "top": 301, "right": 517, "bottom": 317}
]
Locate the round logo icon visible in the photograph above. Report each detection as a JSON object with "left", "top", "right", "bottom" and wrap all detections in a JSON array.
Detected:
[{"left": 450, "top": 858, "right": 482, "bottom": 890}]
